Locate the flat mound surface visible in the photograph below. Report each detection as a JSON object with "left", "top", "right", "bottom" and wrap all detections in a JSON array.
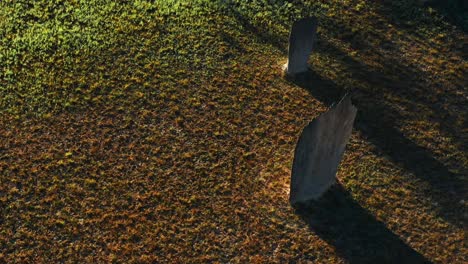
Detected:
[{"left": 1, "top": 1, "right": 466, "bottom": 263}]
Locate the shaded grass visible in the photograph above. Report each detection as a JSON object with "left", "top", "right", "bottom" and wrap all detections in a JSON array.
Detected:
[{"left": 0, "top": 0, "right": 466, "bottom": 263}]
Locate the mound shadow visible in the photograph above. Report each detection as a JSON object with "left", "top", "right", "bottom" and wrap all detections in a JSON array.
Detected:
[
  {"left": 288, "top": 50, "right": 465, "bottom": 227},
  {"left": 295, "top": 184, "right": 432, "bottom": 264}
]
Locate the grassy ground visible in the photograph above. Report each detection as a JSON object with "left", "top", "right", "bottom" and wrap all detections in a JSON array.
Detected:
[{"left": 1, "top": 0, "right": 466, "bottom": 263}]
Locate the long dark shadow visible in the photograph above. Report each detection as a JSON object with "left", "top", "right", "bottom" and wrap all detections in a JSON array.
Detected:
[
  {"left": 222, "top": 3, "right": 288, "bottom": 54},
  {"left": 296, "top": 184, "right": 432, "bottom": 264},
  {"left": 314, "top": 37, "right": 466, "bottom": 151},
  {"left": 375, "top": 0, "right": 468, "bottom": 33}
]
